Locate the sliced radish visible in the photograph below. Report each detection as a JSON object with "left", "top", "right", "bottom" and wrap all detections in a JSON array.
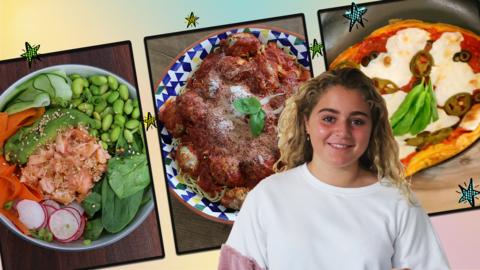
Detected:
[
  {"left": 66, "top": 201, "right": 85, "bottom": 215},
  {"left": 48, "top": 209, "right": 79, "bottom": 241},
  {"left": 58, "top": 216, "right": 85, "bottom": 243},
  {"left": 43, "top": 204, "right": 58, "bottom": 217},
  {"left": 63, "top": 207, "right": 82, "bottom": 225},
  {"left": 16, "top": 200, "right": 46, "bottom": 230},
  {"left": 39, "top": 205, "right": 49, "bottom": 228},
  {"left": 42, "top": 199, "right": 60, "bottom": 210}
]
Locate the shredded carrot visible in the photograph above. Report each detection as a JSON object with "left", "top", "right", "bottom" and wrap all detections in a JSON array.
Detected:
[
  {"left": 0, "top": 152, "right": 43, "bottom": 235},
  {"left": 0, "top": 107, "right": 45, "bottom": 148}
]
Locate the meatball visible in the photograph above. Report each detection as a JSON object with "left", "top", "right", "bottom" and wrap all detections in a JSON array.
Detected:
[
  {"left": 158, "top": 97, "right": 185, "bottom": 137},
  {"left": 224, "top": 33, "right": 261, "bottom": 57},
  {"left": 175, "top": 143, "right": 199, "bottom": 177},
  {"left": 209, "top": 155, "right": 244, "bottom": 187}
]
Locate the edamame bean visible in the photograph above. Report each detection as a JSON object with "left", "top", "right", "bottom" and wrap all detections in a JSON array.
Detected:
[
  {"left": 89, "top": 129, "right": 99, "bottom": 137},
  {"left": 118, "top": 84, "right": 129, "bottom": 101},
  {"left": 101, "top": 133, "right": 110, "bottom": 143},
  {"left": 82, "top": 77, "right": 89, "bottom": 88},
  {"left": 132, "top": 99, "right": 139, "bottom": 107},
  {"left": 78, "top": 103, "right": 94, "bottom": 113},
  {"left": 72, "top": 78, "right": 84, "bottom": 97},
  {"left": 102, "top": 114, "right": 113, "bottom": 131},
  {"left": 90, "top": 75, "right": 108, "bottom": 86},
  {"left": 99, "top": 84, "right": 109, "bottom": 95},
  {"left": 94, "top": 99, "right": 107, "bottom": 113},
  {"left": 69, "top": 74, "right": 81, "bottom": 80},
  {"left": 100, "top": 107, "right": 113, "bottom": 118},
  {"left": 125, "top": 119, "right": 140, "bottom": 129},
  {"left": 93, "top": 111, "right": 101, "bottom": 121},
  {"left": 110, "top": 126, "right": 121, "bottom": 142},
  {"left": 113, "top": 99, "right": 124, "bottom": 114},
  {"left": 71, "top": 98, "right": 83, "bottom": 107},
  {"left": 88, "top": 119, "right": 101, "bottom": 130},
  {"left": 123, "top": 99, "right": 133, "bottom": 115},
  {"left": 90, "top": 85, "right": 101, "bottom": 96},
  {"left": 131, "top": 107, "right": 140, "bottom": 119},
  {"left": 101, "top": 141, "right": 108, "bottom": 150},
  {"left": 108, "top": 75, "right": 118, "bottom": 90},
  {"left": 101, "top": 91, "right": 111, "bottom": 100},
  {"left": 114, "top": 114, "right": 126, "bottom": 127},
  {"left": 124, "top": 129, "right": 134, "bottom": 143},
  {"left": 107, "top": 91, "right": 120, "bottom": 104}
]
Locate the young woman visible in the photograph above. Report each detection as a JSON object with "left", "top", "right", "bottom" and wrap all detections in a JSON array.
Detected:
[{"left": 218, "top": 68, "right": 450, "bottom": 270}]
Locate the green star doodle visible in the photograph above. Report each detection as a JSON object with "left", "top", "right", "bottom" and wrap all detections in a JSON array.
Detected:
[
  {"left": 458, "top": 178, "right": 480, "bottom": 207},
  {"left": 143, "top": 112, "right": 158, "bottom": 131},
  {"left": 310, "top": 39, "right": 323, "bottom": 59},
  {"left": 185, "top": 12, "right": 199, "bottom": 28},
  {"left": 343, "top": 2, "right": 368, "bottom": 32},
  {"left": 20, "top": 42, "right": 40, "bottom": 68}
]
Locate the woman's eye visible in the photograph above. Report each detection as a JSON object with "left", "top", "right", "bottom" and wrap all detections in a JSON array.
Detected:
[
  {"left": 352, "top": 119, "right": 365, "bottom": 126},
  {"left": 322, "top": 116, "right": 335, "bottom": 123}
]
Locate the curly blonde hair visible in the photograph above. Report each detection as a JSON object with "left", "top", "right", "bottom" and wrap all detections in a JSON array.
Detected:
[{"left": 273, "top": 68, "right": 414, "bottom": 204}]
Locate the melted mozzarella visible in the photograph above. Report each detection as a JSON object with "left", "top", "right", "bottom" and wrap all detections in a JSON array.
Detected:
[
  {"left": 423, "top": 109, "right": 460, "bottom": 133},
  {"left": 361, "top": 28, "right": 430, "bottom": 87},
  {"left": 383, "top": 90, "right": 407, "bottom": 119},
  {"left": 459, "top": 104, "right": 480, "bottom": 131},
  {"left": 430, "top": 32, "right": 480, "bottom": 106},
  {"left": 395, "top": 135, "right": 416, "bottom": 159}
]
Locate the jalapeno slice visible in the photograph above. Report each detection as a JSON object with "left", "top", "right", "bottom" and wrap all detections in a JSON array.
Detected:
[
  {"left": 372, "top": 77, "right": 399, "bottom": 94},
  {"left": 409, "top": 50, "right": 434, "bottom": 77},
  {"left": 444, "top": 92, "right": 472, "bottom": 116}
]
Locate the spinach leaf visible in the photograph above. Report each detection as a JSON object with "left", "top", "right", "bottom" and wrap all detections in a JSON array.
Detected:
[
  {"left": 140, "top": 188, "right": 152, "bottom": 206},
  {"left": 81, "top": 191, "right": 102, "bottom": 218},
  {"left": 101, "top": 177, "right": 143, "bottom": 233},
  {"left": 107, "top": 154, "right": 150, "bottom": 199},
  {"left": 83, "top": 218, "right": 104, "bottom": 241}
]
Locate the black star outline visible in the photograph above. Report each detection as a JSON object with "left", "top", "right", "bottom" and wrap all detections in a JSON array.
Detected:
[
  {"left": 143, "top": 112, "right": 158, "bottom": 131},
  {"left": 20, "top": 42, "right": 41, "bottom": 68},
  {"left": 185, "top": 12, "right": 199, "bottom": 28},
  {"left": 310, "top": 39, "right": 324, "bottom": 59},
  {"left": 343, "top": 2, "right": 368, "bottom": 32},
  {"left": 457, "top": 178, "right": 480, "bottom": 207}
]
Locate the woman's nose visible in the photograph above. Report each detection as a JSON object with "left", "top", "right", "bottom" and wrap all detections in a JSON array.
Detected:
[{"left": 333, "top": 120, "right": 352, "bottom": 136}]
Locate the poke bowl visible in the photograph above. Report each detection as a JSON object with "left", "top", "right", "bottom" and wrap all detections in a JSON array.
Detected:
[{"left": 0, "top": 64, "right": 154, "bottom": 251}]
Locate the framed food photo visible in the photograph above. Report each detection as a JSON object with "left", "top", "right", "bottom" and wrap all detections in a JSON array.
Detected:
[
  {"left": 318, "top": 0, "right": 480, "bottom": 215},
  {"left": 0, "top": 42, "right": 164, "bottom": 270},
  {"left": 145, "top": 14, "right": 312, "bottom": 254}
]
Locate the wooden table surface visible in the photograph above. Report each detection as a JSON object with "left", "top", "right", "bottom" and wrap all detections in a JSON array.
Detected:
[
  {"left": 0, "top": 42, "right": 164, "bottom": 270},
  {"left": 145, "top": 15, "right": 308, "bottom": 254}
]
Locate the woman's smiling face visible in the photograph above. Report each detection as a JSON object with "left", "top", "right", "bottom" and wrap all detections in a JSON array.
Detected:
[{"left": 304, "top": 85, "right": 373, "bottom": 169}]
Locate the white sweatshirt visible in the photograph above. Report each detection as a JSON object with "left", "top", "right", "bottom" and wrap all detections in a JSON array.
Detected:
[{"left": 220, "top": 163, "right": 450, "bottom": 270}]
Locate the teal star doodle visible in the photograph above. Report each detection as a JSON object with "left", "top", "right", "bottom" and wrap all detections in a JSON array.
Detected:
[
  {"left": 343, "top": 2, "right": 368, "bottom": 32},
  {"left": 185, "top": 12, "right": 199, "bottom": 28},
  {"left": 20, "top": 42, "right": 40, "bottom": 67},
  {"left": 143, "top": 112, "right": 158, "bottom": 130},
  {"left": 457, "top": 178, "right": 480, "bottom": 207},
  {"left": 310, "top": 39, "right": 323, "bottom": 59}
]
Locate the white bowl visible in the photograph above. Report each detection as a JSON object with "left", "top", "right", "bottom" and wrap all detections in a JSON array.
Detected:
[{"left": 0, "top": 64, "right": 154, "bottom": 251}]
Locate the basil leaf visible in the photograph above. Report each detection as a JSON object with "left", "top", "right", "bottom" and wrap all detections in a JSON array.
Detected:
[
  {"left": 250, "top": 109, "right": 266, "bottom": 137},
  {"left": 410, "top": 90, "right": 431, "bottom": 135},
  {"left": 390, "top": 79, "right": 424, "bottom": 127},
  {"left": 233, "top": 97, "right": 261, "bottom": 115},
  {"left": 393, "top": 90, "right": 427, "bottom": 136},
  {"left": 107, "top": 154, "right": 150, "bottom": 199}
]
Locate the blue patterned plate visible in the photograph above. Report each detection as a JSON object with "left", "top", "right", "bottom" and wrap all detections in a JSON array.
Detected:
[{"left": 155, "top": 27, "right": 310, "bottom": 222}]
